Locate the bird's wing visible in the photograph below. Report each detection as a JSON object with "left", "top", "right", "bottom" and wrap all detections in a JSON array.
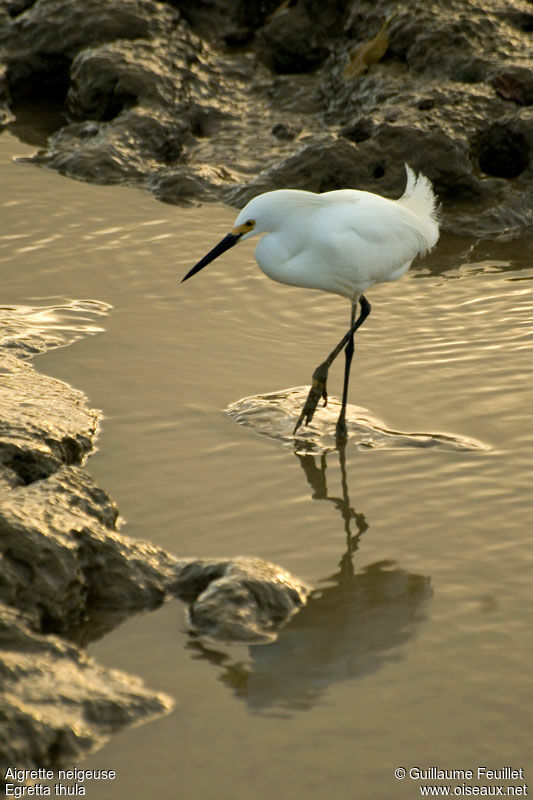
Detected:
[{"left": 311, "top": 193, "right": 431, "bottom": 292}]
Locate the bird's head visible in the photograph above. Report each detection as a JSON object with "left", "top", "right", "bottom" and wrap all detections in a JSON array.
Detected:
[
  {"left": 181, "top": 203, "right": 259, "bottom": 284},
  {"left": 181, "top": 190, "right": 312, "bottom": 283}
]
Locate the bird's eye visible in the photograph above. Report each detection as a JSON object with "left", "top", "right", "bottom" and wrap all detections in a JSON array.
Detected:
[{"left": 245, "top": 220, "right": 254, "bottom": 228}]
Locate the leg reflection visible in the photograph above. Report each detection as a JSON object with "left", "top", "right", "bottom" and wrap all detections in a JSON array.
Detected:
[{"left": 297, "top": 448, "right": 369, "bottom": 580}]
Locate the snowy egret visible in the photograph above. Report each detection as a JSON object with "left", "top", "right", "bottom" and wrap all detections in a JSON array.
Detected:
[{"left": 182, "top": 166, "right": 439, "bottom": 442}]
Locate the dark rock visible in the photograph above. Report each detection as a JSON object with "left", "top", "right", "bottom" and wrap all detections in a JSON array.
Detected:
[
  {"left": 416, "top": 97, "right": 435, "bottom": 111},
  {"left": 0, "top": 352, "right": 98, "bottom": 484},
  {"left": 497, "top": 7, "right": 533, "bottom": 33},
  {"left": 234, "top": 0, "right": 282, "bottom": 32},
  {"left": 272, "top": 122, "right": 298, "bottom": 140},
  {"left": 340, "top": 117, "right": 374, "bottom": 143},
  {"left": 255, "top": 3, "right": 331, "bottom": 74},
  {"left": 6, "top": 0, "right": 36, "bottom": 16},
  {"left": 224, "top": 28, "right": 255, "bottom": 47},
  {"left": 163, "top": 0, "right": 240, "bottom": 35},
  {"left": 2, "top": 0, "right": 158, "bottom": 56},
  {"left": 226, "top": 131, "right": 484, "bottom": 211},
  {"left": 490, "top": 67, "right": 533, "bottom": 106},
  {"left": 0, "top": 604, "right": 174, "bottom": 771},
  {"left": 474, "top": 119, "right": 529, "bottom": 178},
  {"left": 3, "top": 0, "right": 533, "bottom": 235},
  {"left": 173, "top": 557, "right": 309, "bottom": 644}
]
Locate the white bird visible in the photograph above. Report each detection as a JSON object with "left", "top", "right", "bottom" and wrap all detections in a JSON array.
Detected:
[{"left": 182, "top": 166, "right": 440, "bottom": 442}]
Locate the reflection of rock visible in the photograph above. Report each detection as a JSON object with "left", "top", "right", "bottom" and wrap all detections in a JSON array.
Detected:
[
  {"left": 2, "top": 0, "right": 533, "bottom": 234},
  {"left": 0, "top": 604, "right": 174, "bottom": 771},
  {"left": 174, "top": 558, "right": 309, "bottom": 644}
]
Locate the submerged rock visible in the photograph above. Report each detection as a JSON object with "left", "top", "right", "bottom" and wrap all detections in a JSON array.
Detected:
[
  {"left": 1, "top": 0, "right": 533, "bottom": 235},
  {"left": 226, "top": 388, "right": 490, "bottom": 456}
]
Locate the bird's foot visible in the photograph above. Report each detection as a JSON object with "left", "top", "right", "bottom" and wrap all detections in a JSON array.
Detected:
[{"left": 293, "top": 363, "right": 329, "bottom": 435}]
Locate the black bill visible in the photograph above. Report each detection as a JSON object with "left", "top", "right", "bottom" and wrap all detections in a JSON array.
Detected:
[{"left": 181, "top": 232, "right": 241, "bottom": 283}]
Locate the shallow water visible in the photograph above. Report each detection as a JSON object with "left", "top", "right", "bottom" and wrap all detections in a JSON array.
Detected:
[{"left": 2, "top": 132, "right": 532, "bottom": 798}]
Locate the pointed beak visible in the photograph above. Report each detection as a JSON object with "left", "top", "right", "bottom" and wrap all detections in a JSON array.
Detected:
[{"left": 181, "top": 232, "right": 241, "bottom": 283}]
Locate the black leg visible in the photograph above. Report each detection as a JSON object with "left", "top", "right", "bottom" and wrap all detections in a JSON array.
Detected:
[
  {"left": 335, "top": 301, "right": 357, "bottom": 442},
  {"left": 293, "top": 294, "right": 371, "bottom": 435}
]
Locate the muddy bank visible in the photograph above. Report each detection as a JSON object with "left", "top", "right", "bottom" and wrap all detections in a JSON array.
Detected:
[
  {"left": 0, "top": 312, "right": 308, "bottom": 771},
  {"left": 1, "top": 0, "right": 533, "bottom": 236}
]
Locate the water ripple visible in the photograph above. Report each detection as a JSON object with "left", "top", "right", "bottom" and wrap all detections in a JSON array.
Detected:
[{"left": 0, "top": 299, "right": 111, "bottom": 358}]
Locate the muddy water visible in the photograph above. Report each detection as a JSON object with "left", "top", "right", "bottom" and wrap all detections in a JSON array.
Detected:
[{"left": 2, "top": 132, "right": 532, "bottom": 798}]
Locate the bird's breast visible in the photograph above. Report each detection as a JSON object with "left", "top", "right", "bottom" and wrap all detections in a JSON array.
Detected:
[
  {"left": 254, "top": 231, "right": 303, "bottom": 285},
  {"left": 254, "top": 229, "right": 362, "bottom": 299}
]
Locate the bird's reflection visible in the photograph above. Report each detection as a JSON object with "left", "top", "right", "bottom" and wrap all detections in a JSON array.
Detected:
[{"left": 187, "top": 449, "right": 431, "bottom": 713}]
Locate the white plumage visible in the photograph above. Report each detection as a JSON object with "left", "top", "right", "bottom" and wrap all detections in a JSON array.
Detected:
[
  {"left": 233, "top": 166, "right": 439, "bottom": 299},
  {"left": 183, "top": 165, "right": 440, "bottom": 442}
]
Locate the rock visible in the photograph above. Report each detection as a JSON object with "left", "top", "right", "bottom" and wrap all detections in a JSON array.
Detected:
[
  {"left": 148, "top": 163, "right": 235, "bottom": 205},
  {"left": 173, "top": 558, "right": 309, "bottom": 643},
  {"left": 65, "top": 38, "right": 186, "bottom": 122},
  {"left": 3, "top": 0, "right": 533, "bottom": 236},
  {"left": 224, "top": 28, "right": 255, "bottom": 47},
  {"left": 0, "top": 352, "right": 98, "bottom": 484},
  {"left": 0, "top": 604, "right": 174, "bottom": 772},
  {"left": 491, "top": 66, "right": 533, "bottom": 106},
  {"left": 2, "top": 0, "right": 159, "bottom": 60},
  {"left": 0, "top": 322, "right": 181, "bottom": 637},
  {"left": 0, "top": 465, "right": 183, "bottom": 635},
  {"left": 1, "top": 0, "right": 176, "bottom": 105},
  {"left": 29, "top": 110, "right": 185, "bottom": 185},
  {"left": 255, "top": 3, "right": 331, "bottom": 74},
  {"left": 225, "top": 131, "right": 486, "bottom": 217},
  {"left": 473, "top": 117, "right": 530, "bottom": 178},
  {"left": 0, "top": 298, "right": 312, "bottom": 768},
  {"left": 225, "top": 136, "right": 366, "bottom": 205},
  {"left": 271, "top": 122, "right": 298, "bottom": 140}
]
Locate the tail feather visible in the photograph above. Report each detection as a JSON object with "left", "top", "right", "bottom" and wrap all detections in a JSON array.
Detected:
[{"left": 399, "top": 164, "right": 440, "bottom": 252}]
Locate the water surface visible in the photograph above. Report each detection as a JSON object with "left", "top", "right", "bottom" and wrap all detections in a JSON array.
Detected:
[{"left": 1, "top": 133, "right": 532, "bottom": 799}]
